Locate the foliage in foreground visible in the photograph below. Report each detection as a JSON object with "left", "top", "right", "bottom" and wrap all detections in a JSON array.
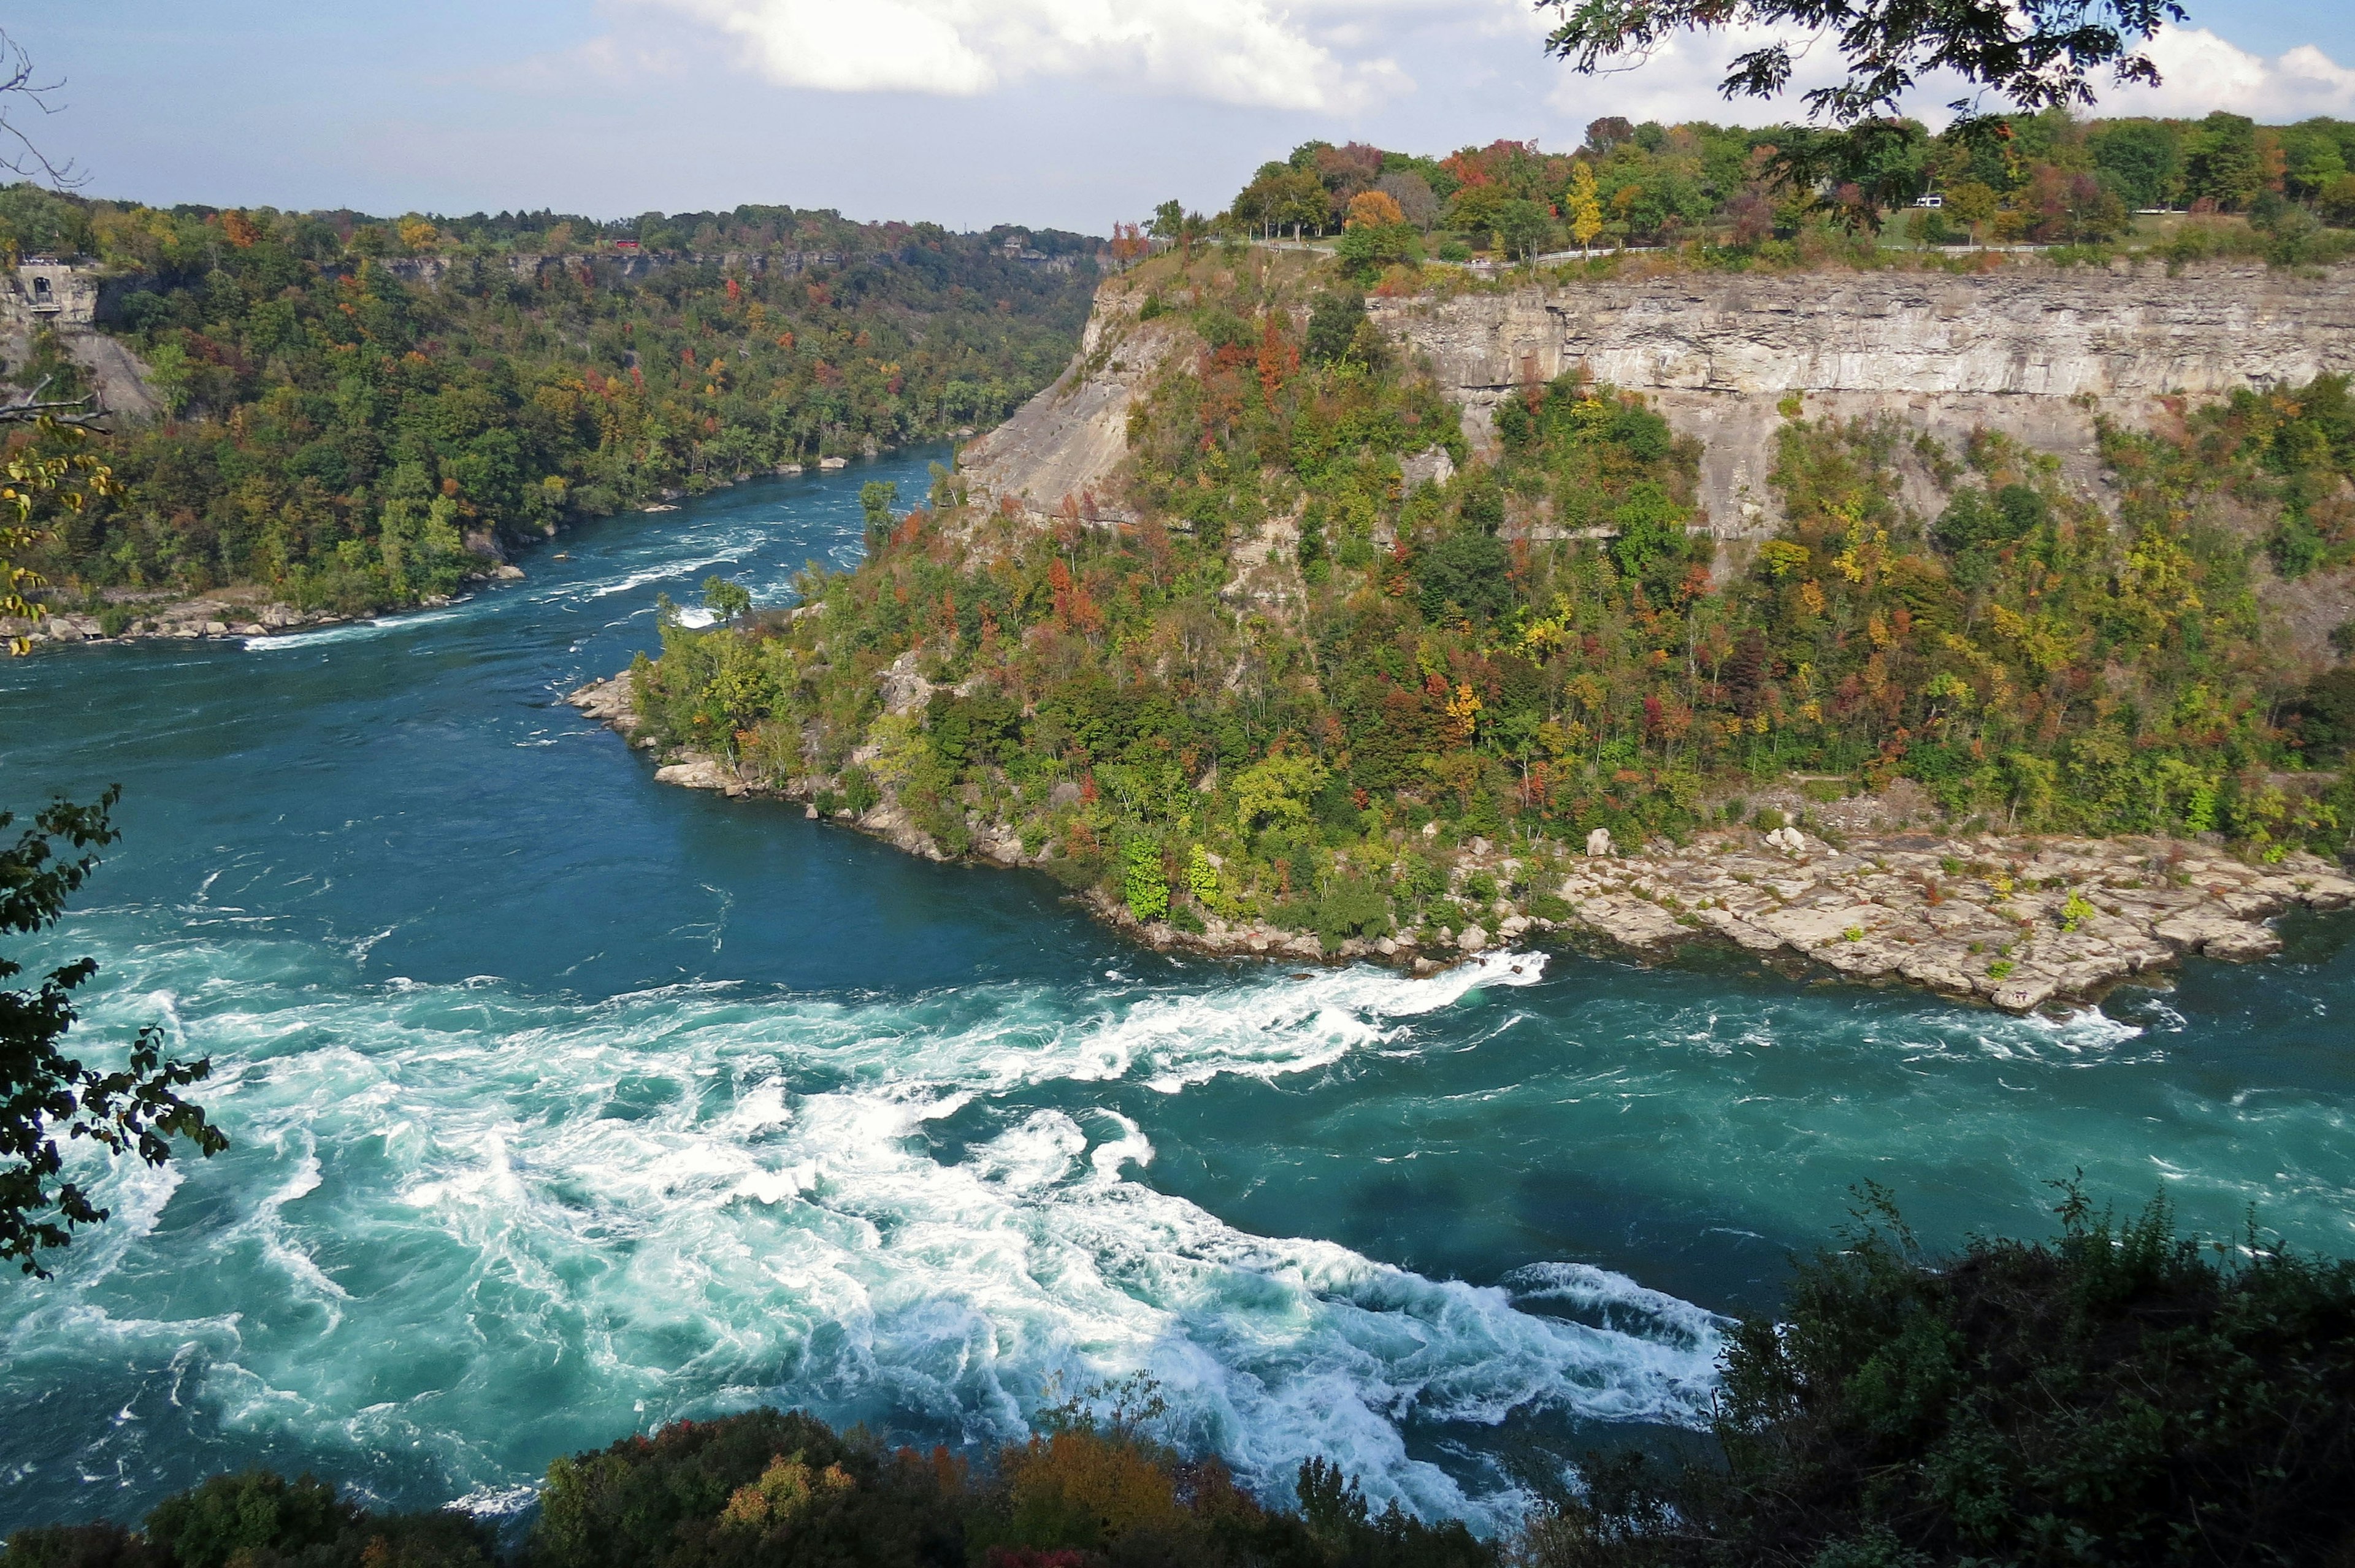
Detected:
[
  {"left": 1, "top": 787, "right": 224, "bottom": 1275},
  {"left": 1525, "top": 1187, "right": 2355, "bottom": 1567},
  {"left": 10, "top": 1188, "right": 2355, "bottom": 1567}
]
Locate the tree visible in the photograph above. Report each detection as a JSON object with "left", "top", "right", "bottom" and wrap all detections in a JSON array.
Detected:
[
  {"left": 0, "top": 29, "right": 85, "bottom": 188},
  {"left": 1374, "top": 171, "right": 1440, "bottom": 229},
  {"left": 1147, "top": 200, "right": 1208, "bottom": 260},
  {"left": 2183, "top": 110, "right": 2267, "bottom": 210},
  {"left": 1539, "top": 0, "right": 2189, "bottom": 128},
  {"left": 1493, "top": 197, "right": 1553, "bottom": 263},
  {"left": 1944, "top": 178, "right": 2001, "bottom": 242},
  {"left": 1343, "top": 189, "right": 1407, "bottom": 229},
  {"left": 4, "top": 420, "right": 118, "bottom": 652},
  {"left": 701, "top": 575, "right": 752, "bottom": 624},
  {"left": 1566, "top": 161, "right": 1604, "bottom": 254},
  {"left": 1304, "top": 289, "right": 1367, "bottom": 365},
  {"left": 3, "top": 789, "right": 228, "bottom": 1276}
]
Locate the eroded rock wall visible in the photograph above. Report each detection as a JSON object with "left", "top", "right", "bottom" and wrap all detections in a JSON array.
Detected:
[
  {"left": 955, "top": 291, "right": 1184, "bottom": 524},
  {"left": 1374, "top": 259, "right": 2355, "bottom": 540}
]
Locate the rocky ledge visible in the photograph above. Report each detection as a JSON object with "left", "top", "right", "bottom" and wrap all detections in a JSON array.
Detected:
[
  {"left": 1530, "top": 825, "right": 2352, "bottom": 1012},
  {"left": 569, "top": 672, "right": 2354, "bottom": 1012}
]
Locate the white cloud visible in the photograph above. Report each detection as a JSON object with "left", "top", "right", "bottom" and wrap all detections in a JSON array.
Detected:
[
  {"left": 631, "top": 0, "right": 1413, "bottom": 112},
  {"left": 2103, "top": 27, "right": 2355, "bottom": 119}
]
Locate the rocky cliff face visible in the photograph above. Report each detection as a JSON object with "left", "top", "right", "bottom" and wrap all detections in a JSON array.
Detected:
[
  {"left": 955, "top": 289, "right": 1183, "bottom": 525},
  {"left": 1373, "top": 259, "right": 2355, "bottom": 541}
]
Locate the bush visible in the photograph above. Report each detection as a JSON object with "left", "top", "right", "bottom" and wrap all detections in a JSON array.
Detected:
[
  {"left": 1525, "top": 1185, "right": 2355, "bottom": 1568},
  {"left": 841, "top": 766, "right": 881, "bottom": 817}
]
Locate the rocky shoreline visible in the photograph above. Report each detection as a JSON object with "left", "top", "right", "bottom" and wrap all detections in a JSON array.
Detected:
[
  {"left": 569, "top": 669, "right": 2355, "bottom": 1013},
  {"left": 2, "top": 567, "right": 529, "bottom": 649}
]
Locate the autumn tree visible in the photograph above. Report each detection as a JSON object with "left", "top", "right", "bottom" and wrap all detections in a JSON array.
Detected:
[{"left": 1566, "top": 161, "right": 1604, "bottom": 254}]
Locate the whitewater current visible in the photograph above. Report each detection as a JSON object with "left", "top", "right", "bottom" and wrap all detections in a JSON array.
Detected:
[{"left": 3, "top": 450, "right": 2350, "bottom": 1532}]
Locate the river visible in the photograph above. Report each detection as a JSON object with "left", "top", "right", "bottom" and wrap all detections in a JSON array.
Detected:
[{"left": 3, "top": 449, "right": 2350, "bottom": 1532}]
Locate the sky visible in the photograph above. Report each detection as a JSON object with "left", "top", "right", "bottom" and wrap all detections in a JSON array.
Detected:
[{"left": 24, "top": 1, "right": 2355, "bottom": 235}]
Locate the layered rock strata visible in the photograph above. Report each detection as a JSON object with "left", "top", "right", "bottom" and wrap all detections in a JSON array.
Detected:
[{"left": 1374, "top": 259, "right": 2355, "bottom": 541}]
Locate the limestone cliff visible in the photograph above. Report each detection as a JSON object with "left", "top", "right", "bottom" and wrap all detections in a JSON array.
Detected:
[
  {"left": 1371, "top": 259, "right": 2355, "bottom": 543},
  {"left": 955, "top": 289, "right": 1184, "bottom": 524}
]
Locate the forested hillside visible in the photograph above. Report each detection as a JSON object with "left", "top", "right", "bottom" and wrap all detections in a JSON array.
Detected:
[
  {"left": 627, "top": 242, "right": 2354, "bottom": 954},
  {"left": 0, "top": 186, "right": 1097, "bottom": 616}
]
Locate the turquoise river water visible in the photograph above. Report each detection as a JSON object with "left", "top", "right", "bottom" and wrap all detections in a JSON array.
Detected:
[{"left": 2, "top": 449, "right": 2350, "bottom": 1534}]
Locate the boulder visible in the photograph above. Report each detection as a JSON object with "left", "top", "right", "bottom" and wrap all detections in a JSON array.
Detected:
[{"left": 654, "top": 754, "right": 734, "bottom": 790}]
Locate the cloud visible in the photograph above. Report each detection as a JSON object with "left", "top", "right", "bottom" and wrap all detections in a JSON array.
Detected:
[
  {"left": 632, "top": 0, "right": 1412, "bottom": 112},
  {"left": 2102, "top": 28, "right": 2355, "bottom": 119},
  {"left": 1533, "top": 18, "right": 2355, "bottom": 134}
]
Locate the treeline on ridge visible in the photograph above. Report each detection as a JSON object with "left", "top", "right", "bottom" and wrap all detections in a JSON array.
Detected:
[
  {"left": 0, "top": 184, "right": 1098, "bottom": 619},
  {"left": 7, "top": 1187, "right": 2352, "bottom": 1567},
  {"left": 1206, "top": 110, "right": 2355, "bottom": 268}
]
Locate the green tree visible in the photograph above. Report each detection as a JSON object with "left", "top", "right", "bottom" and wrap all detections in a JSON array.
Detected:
[
  {"left": 1120, "top": 838, "right": 1170, "bottom": 922},
  {"left": 2091, "top": 117, "right": 2184, "bottom": 208},
  {"left": 1493, "top": 197, "right": 1553, "bottom": 262},
  {"left": 1540, "top": 0, "right": 2188, "bottom": 127},
  {"left": 2184, "top": 110, "right": 2266, "bottom": 210},
  {"left": 2, "top": 789, "right": 227, "bottom": 1275},
  {"left": 701, "top": 575, "right": 752, "bottom": 623}
]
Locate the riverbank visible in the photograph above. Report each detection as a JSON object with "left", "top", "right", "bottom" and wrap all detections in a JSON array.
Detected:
[
  {"left": 569, "top": 669, "right": 2355, "bottom": 1012},
  {"left": 0, "top": 568, "right": 527, "bottom": 647}
]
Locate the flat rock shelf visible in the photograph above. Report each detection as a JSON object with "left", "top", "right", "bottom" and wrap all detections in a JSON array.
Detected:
[{"left": 570, "top": 671, "right": 2355, "bottom": 1012}]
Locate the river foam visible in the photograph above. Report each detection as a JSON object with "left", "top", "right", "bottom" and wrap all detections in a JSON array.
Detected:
[{"left": 6, "top": 936, "right": 1717, "bottom": 1530}]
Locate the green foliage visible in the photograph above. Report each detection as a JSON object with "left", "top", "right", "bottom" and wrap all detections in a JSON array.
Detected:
[
  {"left": 1121, "top": 837, "right": 1170, "bottom": 922},
  {"left": 1, "top": 1472, "right": 492, "bottom": 1568},
  {"left": 841, "top": 767, "right": 881, "bottom": 818},
  {"left": 699, "top": 576, "right": 751, "bottom": 624},
  {"left": 144, "top": 1474, "right": 353, "bottom": 1568},
  {"left": 1303, "top": 289, "right": 1366, "bottom": 365},
  {"left": 12, "top": 191, "right": 1093, "bottom": 613},
  {"left": 3, "top": 789, "right": 226, "bottom": 1276}
]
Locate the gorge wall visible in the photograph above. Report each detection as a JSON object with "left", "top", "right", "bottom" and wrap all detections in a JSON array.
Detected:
[
  {"left": 1373, "top": 259, "right": 2355, "bottom": 542},
  {"left": 963, "top": 259, "right": 2355, "bottom": 553}
]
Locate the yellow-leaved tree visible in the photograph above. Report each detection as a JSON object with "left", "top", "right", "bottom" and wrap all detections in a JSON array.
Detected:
[{"left": 1567, "top": 161, "right": 1604, "bottom": 255}]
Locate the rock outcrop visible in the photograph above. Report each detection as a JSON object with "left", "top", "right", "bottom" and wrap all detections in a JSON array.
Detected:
[
  {"left": 1538, "top": 828, "right": 2353, "bottom": 1012},
  {"left": 956, "top": 294, "right": 1184, "bottom": 524},
  {"left": 1374, "top": 259, "right": 2355, "bottom": 541}
]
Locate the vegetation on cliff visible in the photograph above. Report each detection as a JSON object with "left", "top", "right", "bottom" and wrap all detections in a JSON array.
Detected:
[
  {"left": 628, "top": 248, "right": 2352, "bottom": 950},
  {"left": 1210, "top": 112, "right": 2355, "bottom": 272},
  {"left": 9, "top": 1187, "right": 2352, "bottom": 1567},
  {"left": 0, "top": 185, "right": 1096, "bottom": 618}
]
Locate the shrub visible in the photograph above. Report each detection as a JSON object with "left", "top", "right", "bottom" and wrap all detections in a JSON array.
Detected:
[
  {"left": 1122, "top": 838, "right": 1170, "bottom": 922},
  {"left": 841, "top": 766, "right": 881, "bottom": 817}
]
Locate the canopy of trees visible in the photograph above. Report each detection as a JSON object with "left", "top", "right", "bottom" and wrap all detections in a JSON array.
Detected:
[
  {"left": 1214, "top": 114, "right": 2355, "bottom": 259},
  {"left": 0, "top": 188, "right": 1098, "bottom": 618}
]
